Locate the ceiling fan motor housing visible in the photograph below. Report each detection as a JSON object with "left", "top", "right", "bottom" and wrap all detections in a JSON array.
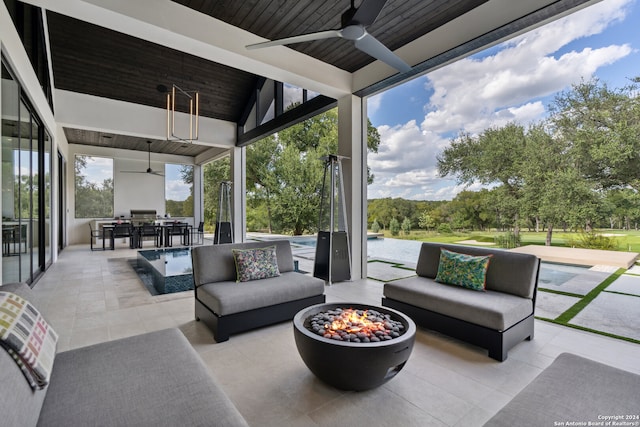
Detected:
[{"left": 342, "top": 5, "right": 358, "bottom": 27}]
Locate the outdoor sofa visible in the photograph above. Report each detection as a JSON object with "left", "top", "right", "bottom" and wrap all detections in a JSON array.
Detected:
[
  {"left": 485, "top": 352, "right": 640, "bottom": 426},
  {"left": 383, "top": 242, "right": 540, "bottom": 361},
  {"left": 191, "top": 239, "right": 326, "bottom": 342},
  {"left": 0, "top": 282, "right": 248, "bottom": 427}
]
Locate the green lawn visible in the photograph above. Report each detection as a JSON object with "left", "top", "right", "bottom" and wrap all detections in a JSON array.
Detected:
[{"left": 374, "top": 229, "right": 640, "bottom": 252}]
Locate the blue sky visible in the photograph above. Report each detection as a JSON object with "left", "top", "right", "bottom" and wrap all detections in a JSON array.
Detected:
[{"left": 367, "top": 0, "right": 640, "bottom": 201}]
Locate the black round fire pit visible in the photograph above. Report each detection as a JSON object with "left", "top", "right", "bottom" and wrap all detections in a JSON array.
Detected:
[{"left": 293, "top": 303, "right": 416, "bottom": 391}]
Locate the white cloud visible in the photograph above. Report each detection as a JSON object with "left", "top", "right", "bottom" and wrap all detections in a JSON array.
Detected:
[
  {"left": 369, "top": 0, "right": 634, "bottom": 201},
  {"left": 81, "top": 156, "right": 113, "bottom": 186},
  {"left": 367, "top": 92, "right": 384, "bottom": 116},
  {"left": 166, "top": 179, "right": 190, "bottom": 201},
  {"left": 422, "top": 0, "right": 632, "bottom": 136}
]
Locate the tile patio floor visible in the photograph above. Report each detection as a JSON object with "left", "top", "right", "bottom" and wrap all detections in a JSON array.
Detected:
[{"left": 26, "top": 243, "right": 640, "bottom": 427}]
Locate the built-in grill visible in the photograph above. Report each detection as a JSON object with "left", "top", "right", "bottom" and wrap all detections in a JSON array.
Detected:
[{"left": 130, "top": 210, "right": 157, "bottom": 224}]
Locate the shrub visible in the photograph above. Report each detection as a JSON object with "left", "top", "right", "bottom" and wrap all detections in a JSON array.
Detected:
[
  {"left": 390, "top": 218, "right": 400, "bottom": 236},
  {"left": 568, "top": 230, "right": 617, "bottom": 250},
  {"left": 436, "top": 223, "right": 452, "bottom": 234},
  {"left": 494, "top": 231, "right": 520, "bottom": 248},
  {"left": 371, "top": 219, "right": 380, "bottom": 233},
  {"left": 401, "top": 217, "right": 411, "bottom": 235}
]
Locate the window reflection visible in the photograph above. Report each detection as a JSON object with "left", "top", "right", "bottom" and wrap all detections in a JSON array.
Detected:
[
  {"left": 2, "top": 61, "right": 52, "bottom": 284},
  {"left": 165, "top": 164, "right": 193, "bottom": 218}
]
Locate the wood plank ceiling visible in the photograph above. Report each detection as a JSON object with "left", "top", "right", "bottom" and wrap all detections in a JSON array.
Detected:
[
  {"left": 61, "top": 130, "right": 212, "bottom": 157},
  {"left": 47, "top": 11, "right": 259, "bottom": 156},
  {"left": 172, "top": 0, "right": 489, "bottom": 73},
  {"left": 47, "top": 11, "right": 258, "bottom": 123},
  {"left": 46, "top": 0, "right": 488, "bottom": 155}
]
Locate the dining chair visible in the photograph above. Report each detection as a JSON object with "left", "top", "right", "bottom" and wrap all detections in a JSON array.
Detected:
[
  {"left": 191, "top": 221, "right": 205, "bottom": 245},
  {"left": 89, "top": 223, "right": 106, "bottom": 251}
]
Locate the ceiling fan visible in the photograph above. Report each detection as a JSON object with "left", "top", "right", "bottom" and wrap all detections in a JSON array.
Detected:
[
  {"left": 246, "top": 0, "right": 411, "bottom": 73},
  {"left": 121, "top": 141, "right": 164, "bottom": 177}
]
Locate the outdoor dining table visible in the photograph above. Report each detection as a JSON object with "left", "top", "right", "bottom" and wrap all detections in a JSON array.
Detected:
[
  {"left": 157, "top": 222, "right": 191, "bottom": 247},
  {"left": 100, "top": 222, "right": 192, "bottom": 249}
]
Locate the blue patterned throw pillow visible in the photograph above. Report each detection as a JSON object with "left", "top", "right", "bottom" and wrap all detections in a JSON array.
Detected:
[
  {"left": 435, "top": 248, "right": 492, "bottom": 291},
  {"left": 232, "top": 246, "right": 281, "bottom": 282}
]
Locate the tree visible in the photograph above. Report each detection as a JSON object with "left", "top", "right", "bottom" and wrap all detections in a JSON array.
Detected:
[
  {"left": 371, "top": 219, "right": 380, "bottom": 233},
  {"left": 246, "top": 135, "right": 279, "bottom": 232},
  {"left": 389, "top": 218, "right": 400, "bottom": 236},
  {"left": 367, "top": 197, "right": 415, "bottom": 229},
  {"left": 418, "top": 211, "right": 435, "bottom": 231},
  {"left": 518, "top": 120, "right": 605, "bottom": 244},
  {"left": 605, "top": 189, "right": 640, "bottom": 230},
  {"left": 203, "top": 157, "right": 230, "bottom": 231},
  {"left": 243, "top": 108, "right": 381, "bottom": 235},
  {"left": 401, "top": 217, "right": 411, "bottom": 235},
  {"left": 551, "top": 77, "right": 640, "bottom": 191},
  {"left": 74, "top": 155, "right": 113, "bottom": 218},
  {"left": 447, "top": 190, "right": 494, "bottom": 231},
  {"left": 438, "top": 122, "right": 527, "bottom": 236},
  {"left": 270, "top": 144, "right": 324, "bottom": 235}
]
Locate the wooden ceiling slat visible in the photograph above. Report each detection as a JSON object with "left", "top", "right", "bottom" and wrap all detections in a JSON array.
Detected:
[
  {"left": 171, "top": 0, "right": 488, "bottom": 72},
  {"left": 64, "top": 128, "right": 211, "bottom": 157},
  {"left": 241, "top": 0, "right": 280, "bottom": 33},
  {"left": 47, "top": 11, "right": 258, "bottom": 122},
  {"left": 49, "top": 0, "right": 494, "bottom": 156}
]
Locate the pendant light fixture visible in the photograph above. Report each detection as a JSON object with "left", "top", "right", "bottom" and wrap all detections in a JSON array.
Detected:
[{"left": 159, "top": 84, "right": 199, "bottom": 143}]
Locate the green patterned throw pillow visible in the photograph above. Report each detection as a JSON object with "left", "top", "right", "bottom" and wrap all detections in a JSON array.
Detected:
[
  {"left": 435, "top": 248, "right": 492, "bottom": 291},
  {"left": 232, "top": 246, "right": 281, "bottom": 282}
]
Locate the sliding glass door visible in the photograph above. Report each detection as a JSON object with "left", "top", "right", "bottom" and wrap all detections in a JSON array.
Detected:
[{"left": 2, "top": 60, "right": 53, "bottom": 284}]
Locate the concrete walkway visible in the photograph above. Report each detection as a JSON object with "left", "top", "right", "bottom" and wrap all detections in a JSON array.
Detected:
[{"left": 510, "top": 245, "right": 638, "bottom": 269}]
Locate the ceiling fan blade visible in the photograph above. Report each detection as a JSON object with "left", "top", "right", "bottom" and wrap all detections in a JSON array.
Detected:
[
  {"left": 246, "top": 30, "right": 341, "bottom": 49},
  {"left": 119, "top": 141, "right": 164, "bottom": 176},
  {"left": 354, "top": 31, "right": 411, "bottom": 72},
  {"left": 351, "top": 0, "right": 388, "bottom": 26}
]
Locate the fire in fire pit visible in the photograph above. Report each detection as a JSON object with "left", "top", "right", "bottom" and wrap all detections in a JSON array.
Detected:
[
  {"left": 307, "top": 308, "right": 405, "bottom": 342},
  {"left": 294, "top": 303, "right": 416, "bottom": 391}
]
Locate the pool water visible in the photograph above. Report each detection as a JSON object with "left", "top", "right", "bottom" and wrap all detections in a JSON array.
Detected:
[
  {"left": 538, "top": 262, "right": 589, "bottom": 287},
  {"left": 137, "top": 248, "right": 193, "bottom": 295},
  {"left": 289, "top": 236, "right": 589, "bottom": 287},
  {"left": 144, "top": 237, "right": 588, "bottom": 292},
  {"left": 291, "top": 235, "right": 424, "bottom": 262}
]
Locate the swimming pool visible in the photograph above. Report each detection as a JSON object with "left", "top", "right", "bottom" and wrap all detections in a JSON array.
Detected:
[
  {"left": 140, "top": 237, "right": 589, "bottom": 292},
  {"left": 289, "top": 236, "right": 590, "bottom": 287},
  {"left": 537, "top": 262, "right": 590, "bottom": 287},
  {"left": 290, "top": 235, "right": 424, "bottom": 262},
  {"left": 137, "top": 248, "right": 193, "bottom": 295}
]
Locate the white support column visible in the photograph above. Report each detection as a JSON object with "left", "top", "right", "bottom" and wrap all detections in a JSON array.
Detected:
[
  {"left": 193, "top": 164, "right": 203, "bottom": 226},
  {"left": 230, "top": 146, "right": 246, "bottom": 242},
  {"left": 337, "top": 95, "right": 367, "bottom": 280}
]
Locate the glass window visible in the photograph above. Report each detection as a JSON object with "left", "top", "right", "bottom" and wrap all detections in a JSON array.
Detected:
[
  {"left": 165, "top": 164, "right": 193, "bottom": 217},
  {"left": 283, "top": 83, "right": 303, "bottom": 111},
  {"left": 44, "top": 130, "right": 52, "bottom": 266},
  {"left": 74, "top": 155, "right": 113, "bottom": 218}
]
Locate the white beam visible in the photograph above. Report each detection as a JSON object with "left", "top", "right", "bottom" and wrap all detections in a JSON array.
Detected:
[
  {"left": 54, "top": 90, "right": 236, "bottom": 148},
  {"left": 337, "top": 95, "right": 367, "bottom": 280},
  {"left": 230, "top": 147, "right": 246, "bottom": 243},
  {"left": 352, "top": 0, "right": 603, "bottom": 93}
]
